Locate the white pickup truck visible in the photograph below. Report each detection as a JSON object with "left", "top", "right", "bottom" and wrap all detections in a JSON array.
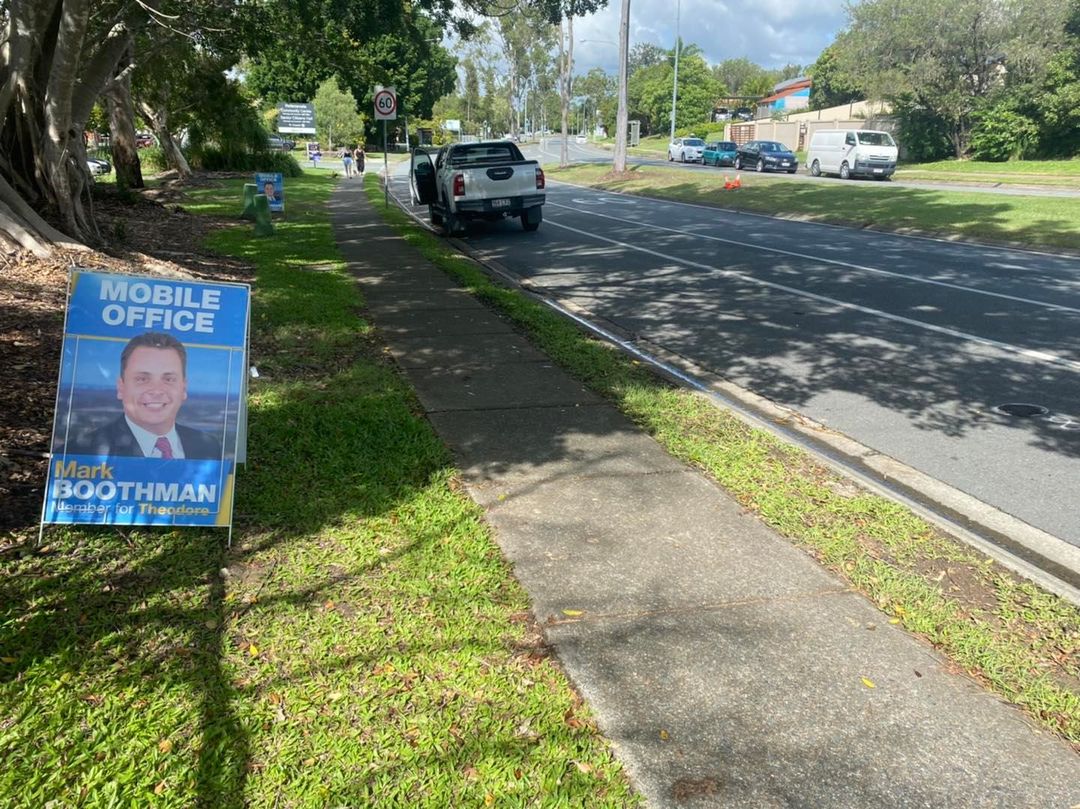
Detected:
[{"left": 410, "top": 141, "right": 545, "bottom": 235}]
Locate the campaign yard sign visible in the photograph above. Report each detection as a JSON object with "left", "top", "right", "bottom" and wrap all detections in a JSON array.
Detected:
[
  {"left": 43, "top": 270, "right": 250, "bottom": 528},
  {"left": 256, "top": 172, "right": 284, "bottom": 213}
]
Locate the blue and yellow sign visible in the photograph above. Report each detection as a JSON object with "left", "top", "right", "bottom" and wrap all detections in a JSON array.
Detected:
[{"left": 43, "top": 270, "right": 250, "bottom": 527}]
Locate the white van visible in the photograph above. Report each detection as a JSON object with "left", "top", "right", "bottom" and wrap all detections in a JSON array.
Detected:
[{"left": 806, "top": 129, "right": 898, "bottom": 180}]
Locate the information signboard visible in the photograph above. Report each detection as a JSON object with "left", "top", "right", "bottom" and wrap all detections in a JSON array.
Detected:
[
  {"left": 277, "top": 102, "right": 315, "bottom": 134},
  {"left": 42, "top": 270, "right": 250, "bottom": 529}
]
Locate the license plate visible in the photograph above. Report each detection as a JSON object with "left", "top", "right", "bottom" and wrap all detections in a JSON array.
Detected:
[
  {"left": 491, "top": 198, "right": 510, "bottom": 208},
  {"left": 874, "top": 168, "right": 883, "bottom": 173},
  {"left": 781, "top": 161, "right": 790, "bottom": 166}
]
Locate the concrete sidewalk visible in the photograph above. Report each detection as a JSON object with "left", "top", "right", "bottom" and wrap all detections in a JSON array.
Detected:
[{"left": 330, "top": 181, "right": 1080, "bottom": 807}]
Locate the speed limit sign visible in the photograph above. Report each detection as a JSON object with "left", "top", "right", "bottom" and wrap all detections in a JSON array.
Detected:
[{"left": 373, "top": 87, "right": 397, "bottom": 121}]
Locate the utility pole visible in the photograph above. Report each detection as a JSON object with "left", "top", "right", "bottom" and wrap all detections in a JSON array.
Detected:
[
  {"left": 613, "top": 0, "right": 631, "bottom": 173},
  {"left": 669, "top": 0, "right": 680, "bottom": 142}
]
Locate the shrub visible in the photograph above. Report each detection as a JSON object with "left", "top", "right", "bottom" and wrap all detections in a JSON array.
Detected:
[
  {"left": 189, "top": 148, "right": 302, "bottom": 177},
  {"left": 969, "top": 104, "right": 1040, "bottom": 161},
  {"left": 892, "top": 98, "right": 953, "bottom": 162},
  {"left": 138, "top": 146, "right": 168, "bottom": 174}
]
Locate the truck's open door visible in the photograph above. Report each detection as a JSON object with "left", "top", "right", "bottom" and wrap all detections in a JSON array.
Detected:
[{"left": 410, "top": 148, "right": 436, "bottom": 205}]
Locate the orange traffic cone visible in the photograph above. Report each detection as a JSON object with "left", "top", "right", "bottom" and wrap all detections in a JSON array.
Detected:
[
  {"left": 723, "top": 175, "right": 733, "bottom": 190},
  {"left": 733, "top": 174, "right": 742, "bottom": 189}
]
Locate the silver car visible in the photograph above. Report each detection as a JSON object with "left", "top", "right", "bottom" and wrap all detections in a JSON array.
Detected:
[{"left": 667, "top": 137, "right": 705, "bottom": 163}]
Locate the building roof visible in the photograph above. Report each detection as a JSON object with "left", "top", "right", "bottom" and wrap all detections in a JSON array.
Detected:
[
  {"left": 773, "top": 76, "right": 812, "bottom": 93},
  {"left": 760, "top": 78, "right": 812, "bottom": 104}
]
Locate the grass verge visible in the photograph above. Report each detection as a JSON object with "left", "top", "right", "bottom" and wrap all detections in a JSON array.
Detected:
[
  {"left": 0, "top": 172, "right": 639, "bottom": 807},
  {"left": 367, "top": 175, "right": 1080, "bottom": 746},
  {"left": 546, "top": 163, "right": 1080, "bottom": 251}
]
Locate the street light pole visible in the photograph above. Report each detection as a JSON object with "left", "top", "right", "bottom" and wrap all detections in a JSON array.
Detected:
[{"left": 669, "top": 0, "right": 680, "bottom": 142}]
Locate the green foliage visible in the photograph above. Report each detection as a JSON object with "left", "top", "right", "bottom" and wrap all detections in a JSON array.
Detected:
[
  {"left": 1029, "top": 1, "right": 1080, "bottom": 157},
  {"left": 628, "top": 50, "right": 720, "bottom": 135},
  {"left": 834, "top": 0, "right": 1068, "bottom": 157},
  {"left": 890, "top": 97, "right": 954, "bottom": 162},
  {"left": 189, "top": 149, "right": 302, "bottom": 176},
  {"left": 808, "top": 44, "right": 861, "bottom": 110},
  {"left": 969, "top": 103, "right": 1040, "bottom": 161},
  {"left": 313, "top": 76, "right": 366, "bottom": 150},
  {"left": 629, "top": 42, "right": 667, "bottom": 74},
  {"left": 137, "top": 146, "right": 169, "bottom": 174},
  {"left": 712, "top": 57, "right": 767, "bottom": 97}
]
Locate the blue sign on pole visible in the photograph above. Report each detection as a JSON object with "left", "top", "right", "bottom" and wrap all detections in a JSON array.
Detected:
[
  {"left": 255, "top": 172, "right": 284, "bottom": 213},
  {"left": 42, "top": 270, "right": 250, "bottom": 529}
]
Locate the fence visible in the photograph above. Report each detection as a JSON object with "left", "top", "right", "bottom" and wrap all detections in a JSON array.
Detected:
[{"left": 724, "top": 117, "right": 899, "bottom": 152}]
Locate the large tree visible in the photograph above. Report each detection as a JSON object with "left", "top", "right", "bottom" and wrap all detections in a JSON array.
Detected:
[
  {"left": 807, "top": 44, "right": 861, "bottom": 110},
  {"left": 836, "top": 0, "right": 1067, "bottom": 157}
]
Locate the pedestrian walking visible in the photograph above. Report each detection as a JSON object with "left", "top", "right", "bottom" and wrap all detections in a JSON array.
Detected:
[
  {"left": 340, "top": 147, "right": 353, "bottom": 178},
  {"left": 353, "top": 145, "right": 365, "bottom": 176}
]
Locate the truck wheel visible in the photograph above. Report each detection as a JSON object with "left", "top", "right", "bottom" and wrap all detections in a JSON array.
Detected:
[
  {"left": 429, "top": 205, "right": 443, "bottom": 226},
  {"left": 443, "top": 212, "right": 462, "bottom": 236},
  {"left": 810, "top": 160, "right": 821, "bottom": 177},
  {"left": 840, "top": 161, "right": 851, "bottom": 180},
  {"left": 521, "top": 206, "right": 542, "bottom": 232}
]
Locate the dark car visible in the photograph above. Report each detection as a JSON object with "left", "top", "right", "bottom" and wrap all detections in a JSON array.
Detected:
[
  {"left": 702, "top": 141, "right": 738, "bottom": 167},
  {"left": 733, "top": 107, "right": 754, "bottom": 121},
  {"left": 734, "top": 140, "right": 798, "bottom": 173}
]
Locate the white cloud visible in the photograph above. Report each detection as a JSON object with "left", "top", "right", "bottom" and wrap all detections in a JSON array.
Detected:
[{"left": 573, "top": 0, "right": 848, "bottom": 74}]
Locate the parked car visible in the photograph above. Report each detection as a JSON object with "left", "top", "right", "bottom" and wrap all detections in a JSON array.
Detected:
[
  {"left": 733, "top": 107, "right": 754, "bottom": 121},
  {"left": 734, "top": 140, "right": 798, "bottom": 173},
  {"left": 667, "top": 137, "right": 705, "bottom": 163},
  {"left": 267, "top": 134, "right": 296, "bottom": 151},
  {"left": 702, "top": 141, "right": 738, "bottom": 167},
  {"left": 410, "top": 140, "right": 546, "bottom": 235},
  {"left": 86, "top": 157, "right": 112, "bottom": 177},
  {"left": 806, "top": 129, "right": 898, "bottom": 180}
]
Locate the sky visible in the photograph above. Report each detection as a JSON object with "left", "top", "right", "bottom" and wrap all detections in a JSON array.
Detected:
[{"left": 571, "top": 0, "right": 849, "bottom": 75}]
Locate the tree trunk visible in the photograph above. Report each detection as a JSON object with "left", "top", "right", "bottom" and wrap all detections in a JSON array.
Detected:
[
  {"left": 137, "top": 100, "right": 191, "bottom": 179},
  {"left": 105, "top": 47, "right": 144, "bottom": 191},
  {"left": 0, "top": 0, "right": 152, "bottom": 252}
]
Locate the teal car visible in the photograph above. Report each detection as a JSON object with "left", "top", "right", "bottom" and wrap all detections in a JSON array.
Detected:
[{"left": 703, "top": 140, "right": 738, "bottom": 167}]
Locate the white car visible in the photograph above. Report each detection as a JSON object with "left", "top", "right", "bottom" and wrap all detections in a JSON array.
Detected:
[
  {"left": 575, "top": 134, "right": 587, "bottom": 144},
  {"left": 86, "top": 157, "right": 111, "bottom": 176},
  {"left": 668, "top": 137, "right": 705, "bottom": 163}
]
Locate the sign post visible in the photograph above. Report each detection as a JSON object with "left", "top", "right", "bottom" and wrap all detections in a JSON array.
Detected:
[{"left": 373, "top": 86, "right": 398, "bottom": 207}]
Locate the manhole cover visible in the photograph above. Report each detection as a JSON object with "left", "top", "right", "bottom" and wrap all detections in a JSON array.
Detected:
[{"left": 994, "top": 403, "right": 1049, "bottom": 418}]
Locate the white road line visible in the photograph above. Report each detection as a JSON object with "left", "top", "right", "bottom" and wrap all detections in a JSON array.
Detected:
[
  {"left": 542, "top": 217, "right": 1080, "bottom": 374},
  {"left": 547, "top": 200, "right": 1080, "bottom": 315}
]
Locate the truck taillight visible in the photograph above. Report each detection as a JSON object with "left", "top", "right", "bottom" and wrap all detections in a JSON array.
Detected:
[
  {"left": 535, "top": 167, "right": 545, "bottom": 189},
  {"left": 452, "top": 173, "right": 465, "bottom": 196}
]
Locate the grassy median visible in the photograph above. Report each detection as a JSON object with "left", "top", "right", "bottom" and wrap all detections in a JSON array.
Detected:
[
  {"left": 0, "top": 173, "right": 639, "bottom": 807},
  {"left": 546, "top": 163, "right": 1080, "bottom": 251},
  {"left": 370, "top": 176, "right": 1080, "bottom": 746}
]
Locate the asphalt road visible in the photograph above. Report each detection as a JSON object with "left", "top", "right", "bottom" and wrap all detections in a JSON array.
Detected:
[{"left": 387, "top": 158, "right": 1080, "bottom": 555}]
